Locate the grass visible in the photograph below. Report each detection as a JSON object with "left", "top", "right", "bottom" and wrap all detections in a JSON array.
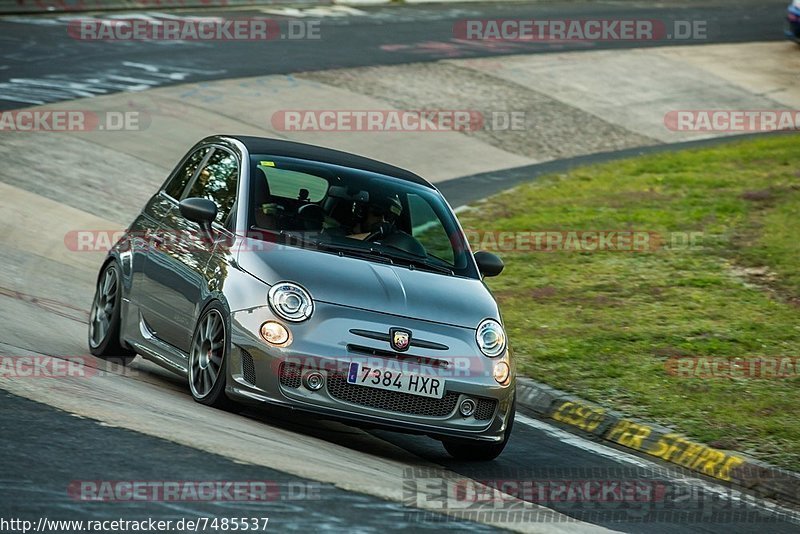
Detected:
[{"left": 457, "top": 133, "right": 800, "bottom": 470}]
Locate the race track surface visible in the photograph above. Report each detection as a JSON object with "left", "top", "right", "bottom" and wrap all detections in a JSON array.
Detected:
[{"left": 1, "top": 1, "right": 799, "bottom": 532}]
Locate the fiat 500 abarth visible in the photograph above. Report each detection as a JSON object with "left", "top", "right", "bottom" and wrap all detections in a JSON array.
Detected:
[{"left": 89, "top": 135, "right": 515, "bottom": 460}]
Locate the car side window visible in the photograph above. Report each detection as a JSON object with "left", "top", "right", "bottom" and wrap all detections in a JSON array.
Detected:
[
  {"left": 164, "top": 147, "right": 210, "bottom": 200},
  {"left": 184, "top": 148, "right": 239, "bottom": 225}
]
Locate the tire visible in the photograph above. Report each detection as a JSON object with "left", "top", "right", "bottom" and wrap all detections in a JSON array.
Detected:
[
  {"left": 442, "top": 397, "right": 515, "bottom": 461},
  {"left": 88, "top": 262, "right": 136, "bottom": 365},
  {"left": 188, "top": 302, "right": 237, "bottom": 410}
]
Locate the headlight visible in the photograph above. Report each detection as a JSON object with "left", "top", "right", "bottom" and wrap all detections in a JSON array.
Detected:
[
  {"left": 268, "top": 282, "right": 313, "bottom": 322},
  {"left": 476, "top": 319, "right": 506, "bottom": 357}
]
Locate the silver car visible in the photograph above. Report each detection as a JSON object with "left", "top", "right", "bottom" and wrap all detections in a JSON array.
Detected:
[{"left": 89, "top": 135, "right": 515, "bottom": 460}]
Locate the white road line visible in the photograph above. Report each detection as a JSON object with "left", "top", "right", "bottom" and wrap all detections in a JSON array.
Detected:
[
  {"left": 258, "top": 6, "right": 368, "bottom": 18},
  {"left": 0, "top": 63, "right": 226, "bottom": 106},
  {"left": 516, "top": 413, "right": 800, "bottom": 524}
]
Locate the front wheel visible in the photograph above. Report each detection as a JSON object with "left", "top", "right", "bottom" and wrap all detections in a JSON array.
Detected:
[
  {"left": 442, "top": 397, "right": 515, "bottom": 461},
  {"left": 188, "top": 303, "right": 236, "bottom": 410},
  {"left": 88, "top": 262, "right": 135, "bottom": 364}
]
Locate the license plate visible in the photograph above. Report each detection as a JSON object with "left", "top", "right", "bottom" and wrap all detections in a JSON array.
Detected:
[{"left": 346, "top": 362, "right": 445, "bottom": 399}]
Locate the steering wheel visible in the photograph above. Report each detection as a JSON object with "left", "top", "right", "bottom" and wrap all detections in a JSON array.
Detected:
[
  {"left": 364, "top": 221, "right": 393, "bottom": 242},
  {"left": 297, "top": 203, "right": 325, "bottom": 232}
]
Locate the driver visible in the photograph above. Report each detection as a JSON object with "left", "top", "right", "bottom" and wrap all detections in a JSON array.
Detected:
[{"left": 348, "top": 195, "right": 402, "bottom": 240}]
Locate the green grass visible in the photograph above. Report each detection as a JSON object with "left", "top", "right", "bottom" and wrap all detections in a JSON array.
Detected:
[{"left": 458, "top": 134, "right": 800, "bottom": 470}]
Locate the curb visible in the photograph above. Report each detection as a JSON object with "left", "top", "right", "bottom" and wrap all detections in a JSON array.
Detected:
[{"left": 516, "top": 376, "right": 800, "bottom": 506}]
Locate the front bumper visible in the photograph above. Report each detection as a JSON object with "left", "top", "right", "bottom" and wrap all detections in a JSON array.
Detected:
[{"left": 226, "top": 302, "right": 515, "bottom": 442}]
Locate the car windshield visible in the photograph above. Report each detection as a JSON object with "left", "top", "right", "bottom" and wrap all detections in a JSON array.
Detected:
[{"left": 248, "top": 155, "right": 477, "bottom": 278}]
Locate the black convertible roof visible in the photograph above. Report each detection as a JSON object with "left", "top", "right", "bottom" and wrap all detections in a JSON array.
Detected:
[{"left": 227, "top": 135, "right": 434, "bottom": 188}]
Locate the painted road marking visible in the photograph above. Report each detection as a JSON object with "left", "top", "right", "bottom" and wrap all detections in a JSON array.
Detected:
[
  {"left": 542, "top": 394, "right": 749, "bottom": 484},
  {"left": 551, "top": 400, "right": 607, "bottom": 434},
  {"left": 258, "top": 6, "right": 368, "bottom": 18},
  {"left": 647, "top": 432, "right": 745, "bottom": 481},
  {"left": 2, "top": 13, "right": 213, "bottom": 47},
  {"left": 606, "top": 419, "right": 653, "bottom": 451},
  {"left": 516, "top": 414, "right": 800, "bottom": 524},
  {"left": 551, "top": 404, "right": 748, "bottom": 483},
  {"left": 0, "top": 62, "right": 225, "bottom": 105},
  {"left": 3, "top": 8, "right": 365, "bottom": 27}
]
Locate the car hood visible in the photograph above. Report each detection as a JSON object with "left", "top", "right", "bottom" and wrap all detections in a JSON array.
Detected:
[{"left": 237, "top": 243, "right": 499, "bottom": 328}]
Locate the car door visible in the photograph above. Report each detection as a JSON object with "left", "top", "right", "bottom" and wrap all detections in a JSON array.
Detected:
[
  {"left": 141, "top": 146, "right": 240, "bottom": 353},
  {"left": 135, "top": 146, "right": 211, "bottom": 321}
]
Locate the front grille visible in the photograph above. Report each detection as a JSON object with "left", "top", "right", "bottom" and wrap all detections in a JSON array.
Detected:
[
  {"left": 346, "top": 344, "right": 450, "bottom": 369},
  {"left": 281, "top": 365, "right": 499, "bottom": 421},
  {"left": 475, "top": 398, "right": 498, "bottom": 420},
  {"left": 348, "top": 329, "right": 449, "bottom": 350},
  {"left": 241, "top": 349, "right": 257, "bottom": 385},
  {"left": 326, "top": 373, "right": 459, "bottom": 417},
  {"left": 279, "top": 362, "right": 302, "bottom": 389}
]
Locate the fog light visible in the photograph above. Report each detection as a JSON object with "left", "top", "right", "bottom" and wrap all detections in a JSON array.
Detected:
[
  {"left": 304, "top": 371, "right": 324, "bottom": 391},
  {"left": 459, "top": 398, "right": 477, "bottom": 417},
  {"left": 493, "top": 361, "right": 510, "bottom": 384},
  {"left": 260, "top": 321, "right": 291, "bottom": 346}
]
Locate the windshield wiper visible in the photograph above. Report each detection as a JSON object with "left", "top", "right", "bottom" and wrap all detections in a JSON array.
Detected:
[
  {"left": 378, "top": 246, "right": 454, "bottom": 275},
  {"left": 320, "top": 239, "right": 454, "bottom": 275},
  {"left": 294, "top": 237, "right": 395, "bottom": 265},
  {"left": 398, "top": 257, "right": 454, "bottom": 275},
  {"left": 277, "top": 231, "right": 452, "bottom": 273}
]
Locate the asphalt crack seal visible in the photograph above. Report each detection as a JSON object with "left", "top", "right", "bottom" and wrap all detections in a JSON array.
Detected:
[{"left": 0, "top": 285, "right": 88, "bottom": 324}]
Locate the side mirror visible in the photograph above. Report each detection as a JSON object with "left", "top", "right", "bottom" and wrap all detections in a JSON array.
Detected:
[
  {"left": 179, "top": 197, "right": 217, "bottom": 226},
  {"left": 474, "top": 251, "right": 504, "bottom": 277}
]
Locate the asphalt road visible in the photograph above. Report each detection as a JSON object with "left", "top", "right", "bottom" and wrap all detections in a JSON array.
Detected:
[
  {"left": 1, "top": 1, "right": 799, "bottom": 533},
  {"left": 0, "top": 390, "right": 495, "bottom": 532},
  {"left": 0, "top": 0, "right": 790, "bottom": 109}
]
